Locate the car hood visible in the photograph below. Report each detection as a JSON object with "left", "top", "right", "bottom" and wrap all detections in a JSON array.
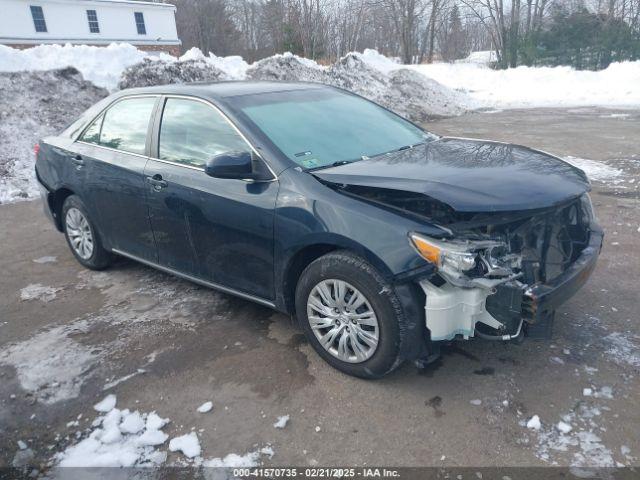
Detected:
[{"left": 312, "top": 137, "right": 590, "bottom": 212}]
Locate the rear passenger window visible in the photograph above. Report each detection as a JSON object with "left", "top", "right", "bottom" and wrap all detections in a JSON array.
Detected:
[
  {"left": 97, "top": 97, "right": 156, "bottom": 155},
  {"left": 159, "top": 98, "right": 248, "bottom": 168},
  {"left": 80, "top": 114, "right": 103, "bottom": 144}
]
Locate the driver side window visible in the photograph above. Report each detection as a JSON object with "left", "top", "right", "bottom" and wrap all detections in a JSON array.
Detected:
[{"left": 159, "top": 98, "right": 249, "bottom": 168}]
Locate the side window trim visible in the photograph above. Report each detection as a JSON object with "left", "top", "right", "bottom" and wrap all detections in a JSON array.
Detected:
[
  {"left": 75, "top": 94, "right": 160, "bottom": 158},
  {"left": 150, "top": 94, "right": 277, "bottom": 179}
]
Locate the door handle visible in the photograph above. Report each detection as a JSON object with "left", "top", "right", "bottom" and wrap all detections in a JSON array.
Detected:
[
  {"left": 72, "top": 154, "right": 84, "bottom": 169},
  {"left": 146, "top": 174, "right": 168, "bottom": 190}
]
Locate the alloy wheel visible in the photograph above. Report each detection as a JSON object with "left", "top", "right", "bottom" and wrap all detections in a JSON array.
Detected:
[
  {"left": 306, "top": 279, "right": 379, "bottom": 363},
  {"left": 65, "top": 207, "right": 94, "bottom": 260}
]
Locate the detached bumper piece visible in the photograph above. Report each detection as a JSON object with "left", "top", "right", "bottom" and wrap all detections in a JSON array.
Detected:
[{"left": 419, "top": 222, "right": 603, "bottom": 342}]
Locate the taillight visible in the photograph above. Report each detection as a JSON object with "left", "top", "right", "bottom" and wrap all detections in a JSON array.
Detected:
[{"left": 34, "top": 143, "right": 40, "bottom": 157}]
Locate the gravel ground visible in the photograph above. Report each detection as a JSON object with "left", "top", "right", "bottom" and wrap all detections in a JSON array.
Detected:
[{"left": 0, "top": 107, "right": 638, "bottom": 471}]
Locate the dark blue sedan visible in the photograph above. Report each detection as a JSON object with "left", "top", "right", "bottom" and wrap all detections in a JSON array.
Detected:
[{"left": 35, "top": 82, "right": 602, "bottom": 378}]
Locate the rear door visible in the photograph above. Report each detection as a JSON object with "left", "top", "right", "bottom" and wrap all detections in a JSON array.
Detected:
[
  {"left": 75, "top": 95, "right": 158, "bottom": 261},
  {"left": 144, "top": 96, "right": 278, "bottom": 300}
]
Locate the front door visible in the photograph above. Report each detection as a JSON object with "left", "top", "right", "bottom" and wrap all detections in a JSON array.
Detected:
[
  {"left": 75, "top": 96, "right": 158, "bottom": 261},
  {"left": 144, "top": 97, "right": 278, "bottom": 300}
]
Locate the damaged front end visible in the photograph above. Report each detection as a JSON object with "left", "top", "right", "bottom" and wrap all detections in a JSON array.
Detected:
[{"left": 409, "top": 194, "right": 603, "bottom": 342}]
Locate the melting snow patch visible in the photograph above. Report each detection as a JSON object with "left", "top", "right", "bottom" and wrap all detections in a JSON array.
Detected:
[
  {"left": 197, "top": 401, "right": 213, "bottom": 413},
  {"left": 0, "top": 322, "right": 98, "bottom": 404},
  {"left": 470, "top": 399, "right": 482, "bottom": 406},
  {"left": 169, "top": 432, "right": 201, "bottom": 459},
  {"left": 202, "top": 446, "right": 274, "bottom": 467},
  {"left": 54, "top": 397, "right": 170, "bottom": 467},
  {"left": 20, "top": 283, "right": 61, "bottom": 302},
  {"left": 562, "top": 156, "right": 624, "bottom": 183},
  {"left": 274, "top": 415, "right": 290, "bottom": 429},
  {"left": 33, "top": 256, "right": 57, "bottom": 264},
  {"left": 534, "top": 403, "right": 615, "bottom": 467},
  {"left": 603, "top": 332, "right": 640, "bottom": 367}
]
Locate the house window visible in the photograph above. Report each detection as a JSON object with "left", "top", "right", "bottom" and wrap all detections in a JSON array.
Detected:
[
  {"left": 134, "top": 12, "right": 146, "bottom": 35},
  {"left": 86, "top": 10, "right": 100, "bottom": 33},
  {"left": 30, "top": 5, "right": 47, "bottom": 33}
]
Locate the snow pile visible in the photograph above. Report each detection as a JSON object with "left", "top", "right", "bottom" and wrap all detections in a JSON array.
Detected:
[
  {"left": 562, "top": 156, "right": 624, "bottom": 182},
  {"left": 0, "top": 43, "right": 155, "bottom": 90},
  {"left": 246, "top": 52, "right": 325, "bottom": 82},
  {"left": 118, "top": 57, "right": 228, "bottom": 90},
  {"left": 0, "top": 67, "right": 107, "bottom": 204},
  {"left": 247, "top": 51, "right": 470, "bottom": 121},
  {"left": 403, "top": 60, "right": 640, "bottom": 109},
  {"left": 55, "top": 395, "right": 170, "bottom": 467}
]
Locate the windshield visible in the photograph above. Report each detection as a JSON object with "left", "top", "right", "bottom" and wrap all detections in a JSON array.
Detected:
[{"left": 235, "top": 88, "right": 436, "bottom": 170}]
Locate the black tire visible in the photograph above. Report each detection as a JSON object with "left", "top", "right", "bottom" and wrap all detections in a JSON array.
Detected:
[
  {"left": 295, "top": 250, "right": 406, "bottom": 379},
  {"left": 62, "top": 195, "right": 113, "bottom": 270}
]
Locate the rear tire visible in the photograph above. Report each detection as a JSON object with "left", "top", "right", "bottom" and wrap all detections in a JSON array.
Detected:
[
  {"left": 295, "top": 250, "right": 405, "bottom": 379},
  {"left": 62, "top": 195, "right": 113, "bottom": 270}
]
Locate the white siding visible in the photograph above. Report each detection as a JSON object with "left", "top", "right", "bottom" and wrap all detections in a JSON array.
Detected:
[{"left": 0, "top": 0, "right": 180, "bottom": 45}]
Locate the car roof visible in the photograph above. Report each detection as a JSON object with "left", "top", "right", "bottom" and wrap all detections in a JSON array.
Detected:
[{"left": 117, "top": 81, "right": 330, "bottom": 100}]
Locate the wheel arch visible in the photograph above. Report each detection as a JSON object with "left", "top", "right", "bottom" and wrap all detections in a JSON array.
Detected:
[
  {"left": 278, "top": 235, "right": 395, "bottom": 314},
  {"left": 50, "top": 187, "right": 76, "bottom": 232}
]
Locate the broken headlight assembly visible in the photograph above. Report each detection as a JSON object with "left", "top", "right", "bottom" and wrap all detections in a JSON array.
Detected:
[{"left": 409, "top": 233, "right": 521, "bottom": 287}]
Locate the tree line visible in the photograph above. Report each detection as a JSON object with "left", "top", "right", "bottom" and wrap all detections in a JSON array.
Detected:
[{"left": 166, "top": 0, "right": 640, "bottom": 69}]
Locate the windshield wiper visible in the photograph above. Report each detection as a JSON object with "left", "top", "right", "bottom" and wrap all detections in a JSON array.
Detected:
[{"left": 306, "top": 159, "right": 359, "bottom": 172}]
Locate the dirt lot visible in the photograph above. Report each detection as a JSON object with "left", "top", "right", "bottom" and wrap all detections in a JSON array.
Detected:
[{"left": 1, "top": 107, "right": 639, "bottom": 470}]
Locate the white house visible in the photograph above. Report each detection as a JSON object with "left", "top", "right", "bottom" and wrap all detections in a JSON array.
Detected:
[{"left": 0, "top": 0, "right": 181, "bottom": 54}]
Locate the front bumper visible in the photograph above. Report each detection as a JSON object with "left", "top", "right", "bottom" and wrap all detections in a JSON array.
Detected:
[
  {"left": 418, "top": 221, "right": 603, "bottom": 342},
  {"left": 523, "top": 222, "right": 604, "bottom": 322}
]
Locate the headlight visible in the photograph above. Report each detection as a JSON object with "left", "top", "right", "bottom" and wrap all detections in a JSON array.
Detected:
[
  {"left": 409, "top": 233, "right": 479, "bottom": 273},
  {"left": 580, "top": 193, "right": 595, "bottom": 222}
]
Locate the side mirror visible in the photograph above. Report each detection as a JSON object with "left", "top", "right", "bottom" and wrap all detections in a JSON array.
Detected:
[{"left": 205, "top": 151, "right": 253, "bottom": 179}]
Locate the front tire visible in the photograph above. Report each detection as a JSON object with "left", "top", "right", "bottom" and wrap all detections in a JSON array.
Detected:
[
  {"left": 62, "top": 195, "right": 113, "bottom": 270},
  {"left": 295, "top": 250, "right": 405, "bottom": 379}
]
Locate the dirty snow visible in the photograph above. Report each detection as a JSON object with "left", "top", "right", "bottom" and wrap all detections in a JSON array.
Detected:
[
  {"left": 19, "top": 283, "right": 61, "bottom": 302},
  {"left": 0, "top": 67, "right": 107, "bottom": 204},
  {"left": 169, "top": 432, "right": 201, "bottom": 458},
  {"left": 0, "top": 43, "right": 155, "bottom": 90}
]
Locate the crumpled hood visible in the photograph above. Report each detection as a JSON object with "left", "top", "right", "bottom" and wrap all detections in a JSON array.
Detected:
[{"left": 313, "top": 137, "right": 590, "bottom": 212}]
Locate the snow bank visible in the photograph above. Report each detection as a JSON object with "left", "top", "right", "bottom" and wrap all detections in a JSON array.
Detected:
[
  {"left": 118, "top": 57, "right": 228, "bottom": 90},
  {"left": 247, "top": 51, "right": 470, "bottom": 121},
  {"left": 0, "top": 67, "right": 107, "bottom": 204},
  {"left": 403, "top": 61, "right": 640, "bottom": 109},
  {"left": 0, "top": 43, "right": 154, "bottom": 90}
]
